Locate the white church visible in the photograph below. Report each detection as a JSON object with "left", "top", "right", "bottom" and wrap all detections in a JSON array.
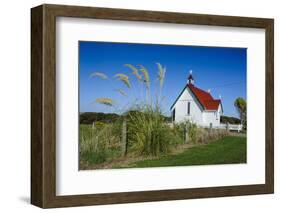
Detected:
[{"left": 170, "top": 71, "right": 223, "bottom": 127}]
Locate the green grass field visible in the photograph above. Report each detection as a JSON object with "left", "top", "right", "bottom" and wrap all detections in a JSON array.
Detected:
[{"left": 123, "top": 136, "right": 246, "bottom": 168}]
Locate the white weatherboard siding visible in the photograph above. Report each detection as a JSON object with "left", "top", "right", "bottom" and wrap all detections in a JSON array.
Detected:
[
  {"left": 202, "top": 104, "right": 222, "bottom": 127},
  {"left": 203, "top": 111, "right": 220, "bottom": 127},
  {"left": 172, "top": 87, "right": 204, "bottom": 124}
]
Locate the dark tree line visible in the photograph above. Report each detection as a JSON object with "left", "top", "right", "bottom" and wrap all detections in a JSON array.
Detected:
[
  {"left": 80, "top": 111, "right": 171, "bottom": 124},
  {"left": 80, "top": 112, "right": 120, "bottom": 124},
  {"left": 220, "top": 115, "right": 241, "bottom": 124}
]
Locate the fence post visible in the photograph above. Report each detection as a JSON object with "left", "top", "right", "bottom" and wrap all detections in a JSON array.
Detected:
[
  {"left": 238, "top": 124, "right": 241, "bottom": 133},
  {"left": 226, "top": 122, "right": 229, "bottom": 132},
  {"left": 92, "top": 121, "right": 95, "bottom": 130},
  {"left": 121, "top": 120, "right": 127, "bottom": 156},
  {"left": 184, "top": 123, "right": 189, "bottom": 143}
]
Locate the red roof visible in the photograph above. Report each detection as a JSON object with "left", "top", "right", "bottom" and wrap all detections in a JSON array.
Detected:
[{"left": 188, "top": 84, "right": 221, "bottom": 110}]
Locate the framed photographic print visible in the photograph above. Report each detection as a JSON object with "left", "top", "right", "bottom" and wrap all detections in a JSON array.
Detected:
[{"left": 31, "top": 4, "right": 274, "bottom": 208}]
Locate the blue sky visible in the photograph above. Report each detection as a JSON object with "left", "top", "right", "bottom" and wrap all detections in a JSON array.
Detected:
[{"left": 79, "top": 41, "right": 246, "bottom": 118}]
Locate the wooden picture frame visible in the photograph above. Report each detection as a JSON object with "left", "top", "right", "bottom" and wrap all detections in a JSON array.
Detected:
[{"left": 31, "top": 4, "right": 274, "bottom": 208}]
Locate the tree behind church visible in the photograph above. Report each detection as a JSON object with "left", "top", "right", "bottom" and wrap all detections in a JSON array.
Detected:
[{"left": 234, "top": 97, "right": 247, "bottom": 130}]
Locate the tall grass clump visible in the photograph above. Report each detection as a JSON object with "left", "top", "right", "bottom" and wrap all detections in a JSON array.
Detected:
[
  {"left": 126, "top": 106, "right": 176, "bottom": 156},
  {"left": 184, "top": 122, "right": 198, "bottom": 143},
  {"left": 123, "top": 63, "right": 180, "bottom": 156},
  {"left": 79, "top": 122, "right": 122, "bottom": 165}
]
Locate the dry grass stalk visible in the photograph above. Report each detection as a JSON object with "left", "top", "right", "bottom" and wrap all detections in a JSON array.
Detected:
[
  {"left": 115, "top": 89, "right": 127, "bottom": 97},
  {"left": 115, "top": 73, "right": 131, "bottom": 88},
  {"left": 95, "top": 98, "right": 115, "bottom": 106},
  {"left": 90, "top": 72, "right": 108, "bottom": 80},
  {"left": 156, "top": 63, "right": 166, "bottom": 88},
  {"left": 138, "top": 65, "right": 150, "bottom": 88},
  {"left": 124, "top": 64, "right": 142, "bottom": 82}
]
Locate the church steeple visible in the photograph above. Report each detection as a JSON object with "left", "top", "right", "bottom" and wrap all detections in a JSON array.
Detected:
[{"left": 188, "top": 70, "right": 194, "bottom": 85}]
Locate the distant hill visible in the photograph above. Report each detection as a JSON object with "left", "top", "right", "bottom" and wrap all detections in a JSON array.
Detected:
[
  {"left": 80, "top": 112, "right": 171, "bottom": 124},
  {"left": 220, "top": 115, "right": 241, "bottom": 124},
  {"left": 80, "top": 112, "right": 120, "bottom": 124}
]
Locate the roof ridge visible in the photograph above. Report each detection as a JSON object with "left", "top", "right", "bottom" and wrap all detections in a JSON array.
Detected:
[
  {"left": 188, "top": 84, "right": 214, "bottom": 99},
  {"left": 189, "top": 84, "right": 212, "bottom": 93}
]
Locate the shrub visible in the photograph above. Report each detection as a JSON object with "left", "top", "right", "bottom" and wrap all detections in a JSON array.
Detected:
[
  {"left": 174, "top": 121, "right": 229, "bottom": 145},
  {"left": 169, "top": 123, "right": 185, "bottom": 145},
  {"left": 194, "top": 127, "right": 229, "bottom": 144},
  {"left": 174, "top": 121, "right": 198, "bottom": 144}
]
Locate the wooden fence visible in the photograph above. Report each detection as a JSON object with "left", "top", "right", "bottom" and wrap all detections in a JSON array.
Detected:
[{"left": 199, "top": 123, "right": 243, "bottom": 132}]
